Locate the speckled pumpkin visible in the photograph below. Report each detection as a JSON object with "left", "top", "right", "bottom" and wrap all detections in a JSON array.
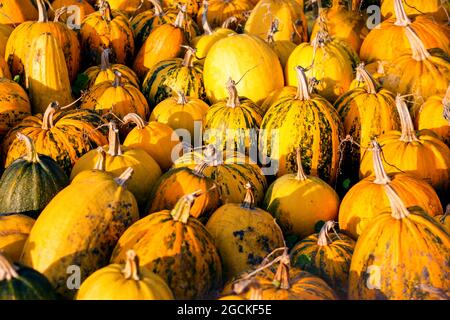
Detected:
[
  {"left": 0, "top": 214, "right": 35, "bottom": 262},
  {"left": 0, "top": 78, "right": 31, "bottom": 138}
]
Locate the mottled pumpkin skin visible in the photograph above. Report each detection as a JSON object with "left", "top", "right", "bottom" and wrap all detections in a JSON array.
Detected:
[
  {"left": 163, "top": 0, "right": 199, "bottom": 15},
  {"left": 435, "top": 214, "right": 450, "bottom": 232},
  {"left": 0, "top": 262, "right": 58, "bottom": 300},
  {"left": 206, "top": 204, "right": 285, "bottom": 282},
  {"left": 50, "top": 0, "right": 95, "bottom": 24},
  {"left": 0, "top": 0, "right": 38, "bottom": 28},
  {"left": 348, "top": 206, "right": 450, "bottom": 300},
  {"left": 291, "top": 232, "right": 355, "bottom": 298},
  {"left": 131, "top": 9, "right": 176, "bottom": 50},
  {"left": 21, "top": 170, "right": 140, "bottom": 298},
  {"left": 0, "top": 214, "right": 35, "bottom": 262},
  {"left": 196, "top": 0, "right": 252, "bottom": 29},
  {"left": 339, "top": 173, "right": 444, "bottom": 239},
  {"left": 0, "top": 153, "right": 69, "bottom": 219},
  {"left": 107, "top": 0, "right": 153, "bottom": 16},
  {"left": 111, "top": 211, "right": 222, "bottom": 300},
  {"left": 3, "top": 110, "right": 108, "bottom": 175},
  {"left": 381, "top": 0, "right": 450, "bottom": 23},
  {"left": 84, "top": 64, "right": 140, "bottom": 88},
  {"left": 0, "top": 78, "right": 31, "bottom": 138},
  {"left": 260, "top": 86, "right": 297, "bottom": 115}
]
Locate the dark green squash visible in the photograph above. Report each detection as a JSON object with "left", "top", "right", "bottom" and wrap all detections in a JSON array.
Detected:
[
  {"left": 0, "top": 133, "right": 69, "bottom": 219},
  {"left": 0, "top": 253, "right": 58, "bottom": 300}
]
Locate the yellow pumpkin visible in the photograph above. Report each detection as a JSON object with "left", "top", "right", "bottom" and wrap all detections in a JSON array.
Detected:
[
  {"left": 434, "top": 205, "right": 450, "bottom": 232},
  {"left": 204, "top": 33, "right": 285, "bottom": 105},
  {"left": 265, "top": 18, "right": 297, "bottom": 69},
  {"left": 123, "top": 113, "right": 180, "bottom": 172},
  {"left": 340, "top": 140, "right": 444, "bottom": 239},
  {"left": 0, "top": 24, "right": 13, "bottom": 59},
  {"left": 21, "top": 167, "right": 140, "bottom": 298},
  {"left": 76, "top": 250, "right": 174, "bottom": 300},
  {"left": 0, "top": 78, "right": 31, "bottom": 138},
  {"left": 260, "top": 86, "right": 297, "bottom": 116},
  {"left": 50, "top": 0, "right": 95, "bottom": 25},
  {"left": 381, "top": 0, "right": 450, "bottom": 23},
  {"left": 107, "top": 0, "right": 153, "bottom": 16},
  {"left": 196, "top": 0, "right": 253, "bottom": 30},
  {"left": 0, "top": 214, "right": 35, "bottom": 262},
  {"left": 0, "top": 0, "right": 38, "bottom": 28}
]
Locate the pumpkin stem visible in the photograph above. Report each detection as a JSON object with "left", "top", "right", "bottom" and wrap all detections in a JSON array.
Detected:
[
  {"left": 295, "top": 148, "right": 307, "bottom": 181},
  {"left": 107, "top": 121, "right": 123, "bottom": 156},
  {"left": 376, "top": 61, "right": 386, "bottom": 75},
  {"left": 54, "top": 6, "right": 67, "bottom": 22},
  {"left": 0, "top": 254, "right": 19, "bottom": 281},
  {"left": 123, "top": 113, "right": 147, "bottom": 129},
  {"left": 317, "top": 221, "right": 338, "bottom": 246},
  {"left": 181, "top": 46, "right": 196, "bottom": 67},
  {"left": 393, "top": 0, "right": 411, "bottom": 27},
  {"left": 384, "top": 184, "right": 410, "bottom": 220},
  {"left": 36, "top": 0, "right": 49, "bottom": 23},
  {"left": 221, "top": 16, "right": 237, "bottom": 29},
  {"left": 273, "top": 250, "right": 290, "bottom": 290},
  {"left": 148, "top": 0, "right": 164, "bottom": 16},
  {"left": 114, "top": 167, "right": 134, "bottom": 186},
  {"left": 311, "top": 29, "right": 332, "bottom": 48},
  {"left": 100, "top": 1, "right": 113, "bottom": 22},
  {"left": 356, "top": 63, "right": 377, "bottom": 94},
  {"left": 112, "top": 70, "right": 123, "bottom": 87},
  {"left": 122, "top": 250, "right": 140, "bottom": 281},
  {"left": 267, "top": 18, "right": 280, "bottom": 44},
  {"left": 396, "top": 94, "right": 420, "bottom": 142},
  {"left": 176, "top": 91, "right": 188, "bottom": 105},
  {"left": 193, "top": 160, "right": 208, "bottom": 176},
  {"left": 404, "top": 26, "right": 430, "bottom": 61},
  {"left": 173, "top": 8, "right": 185, "bottom": 28},
  {"left": 94, "top": 147, "right": 106, "bottom": 171},
  {"left": 16, "top": 133, "right": 39, "bottom": 163},
  {"left": 100, "top": 48, "right": 111, "bottom": 71},
  {"left": 201, "top": 0, "right": 213, "bottom": 35},
  {"left": 241, "top": 182, "right": 256, "bottom": 209},
  {"left": 294, "top": 66, "right": 311, "bottom": 101},
  {"left": 371, "top": 140, "right": 392, "bottom": 184},
  {"left": 226, "top": 78, "right": 241, "bottom": 108},
  {"left": 171, "top": 190, "right": 203, "bottom": 223},
  {"left": 41, "top": 102, "right": 59, "bottom": 130},
  {"left": 232, "top": 278, "right": 263, "bottom": 299}
]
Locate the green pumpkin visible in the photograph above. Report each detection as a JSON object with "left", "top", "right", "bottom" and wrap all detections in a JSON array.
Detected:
[
  {"left": 0, "top": 133, "right": 68, "bottom": 219},
  {"left": 0, "top": 253, "right": 58, "bottom": 300}
]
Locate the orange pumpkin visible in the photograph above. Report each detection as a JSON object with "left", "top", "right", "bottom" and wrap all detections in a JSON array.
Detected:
[
  {"left": 0, "top": 79, "right": 31, "bottom": 138},
  {"left": 0, "top": 0, "right": 38, "bottom": 28}
]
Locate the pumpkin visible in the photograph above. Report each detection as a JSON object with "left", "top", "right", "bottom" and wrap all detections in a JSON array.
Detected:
[
  {"left": 285, "top": 30, "right": 359, "bottom": 102},
  {"left": 0, "top": 253, "right": 58, "bottom": 300},
  {"left": 244, "top": 0, "right": 308, "bottom": 44},
  {"left": 413, "top": 87, "right": 450, "bottom": 146},
  {"left": 290, "top": 221, "right": 355, "bottom": 298},
  {"left": 21, "top": 167, "right": 139, "bottom": 298},
  {"left": 83, "top": 49, "right": 140, "bottom": 88},
  {"left": 76, "top": 250, "right": 174, "bottom": 300},
  {"left": 70, "top": 122, "right": 162, "bottom": 208},
  {"left": 142, "top": 46, "right": 206, "bottom": 107},
  {"left": 174, "top": 146, "right": 268, "bottom": 205},
  {"left": 340, "top": 140, "right": 444, "bottom": 239},
  {"left": 311, "top": 0, "right": 368, "bottom": 53},
  {"left": 0, "top": 0, "right": 38, "bottom": 28},
  {"left": 0, "top": 57, "right": 11, "bottom": 79},
  {"left": 0, "top": 78, "right": 31, "bottom": 138},
  {"left": 196, "top": 0, "right": 253, "bottom": 30},
  {"left": 206, "top": 182, "right": 285, "bottom": 282},
  {"left": 360, "top": 0, "right": 450, "bottom": 63},
  {"left": 0, "top": 24, "right": 13, "bottom": 58},
  {"left": 3, "top": 103, "right": 108, "bottom": 175},
  {"left": 265, "top": 18, "right": 296, "bottom": 69},
  {"left": 0, "top": 133, "right": 69, "bottom": 219},
  {"left": 50, "top": 0, "right": 95, "bottom": 25},
  {"left": 150, "top": 92, "right": 209, "bottom": 145},
  {"left": 348, "top": 184, "right": 450, "bottom": 300},
  {"left": 259, "top": 86, "right": 297, "bottom": 116},
  {"left": 204, "top": 34, "right": 285, "bottom": 105},
  {"left": 5, "top": 0, "right": 80, "bottom": 82},
  {"left": 163, "top": 0, "right": 200, "bottom": 15},
  {"left": 381, "top": 0, "right": 450, "bottom": 23},
  {"left": 435, "top": 205, "right": 450, "bottom": 232},
  {"left": 360, "top": 95, "right": 450, "bottom": 199},
  {"left": 259, "top": 66, "right": 344, "bottom": 183},
  {"left": 25, "top": 32, "right": 74, "bottom": 114},
  {"left": 106, "top": 0, "right": 153, "bottom": 16},
  {"left": 334, "top": 63, "right": 400, "bottom": 171},
  {"left": 80, "top": 1, "right": 135, "bottom": 67},
  {"left": 110, "top": 192, "right": 223, "bottom": 300},
  {"left": 123, "top": 113, "right": 180, "bottom": 171},
  {"left": 81, "top": 71, "right": 149, "bottom": 120},
  {"left": 204, "top": 78, "right": 263, "bottom": 155},
  {"left": 0, "top": 215, "right": 35, "bottom": 262},
  {"left": 263, "top": 148, "right": 340, "bottom": 238}
]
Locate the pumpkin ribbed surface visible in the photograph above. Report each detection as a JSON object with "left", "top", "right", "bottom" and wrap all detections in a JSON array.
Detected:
[
  {"left": 0, "top": 215, "right": 35, "bottom": 262},
  {"left": 0, "top": 78, "right": 31, "bottom": 138}
]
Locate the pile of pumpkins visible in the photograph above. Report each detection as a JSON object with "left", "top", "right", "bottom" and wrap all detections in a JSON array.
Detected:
[{"left": 0, "top": 0, "right": 449, "bottom": 300}]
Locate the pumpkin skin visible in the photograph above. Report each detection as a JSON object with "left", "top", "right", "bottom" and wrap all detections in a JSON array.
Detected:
[
  {"left": 348, "top": 185, "right": 450, "bottom": 300},
  {"left": 340, "top": 141, "right": 444, "bottom": 239},
  {"left": 0, "top": 0, "right": 38, "bottom": 28},
  {"left": 0, "top": 57, "right": 11, "bottom": 79},
  {"left": 192, "top": 27, "right": 235, "bottom": 65},
  {"left": 50, "top": 0, "right": 95, "bottom": 25},
  {"left": 163, "top": 0, "right": 200, "bottom": 15},
  {"left": 70, "top": 122, "right": 162, "bottom": 208},
  {"left": 263, "top": 149, "right": 340, "bottom": 239},
  {"left": 196, "top": 0, "right": 253, "bottom": 30},
  {"left": 206, "top": 183, "right": 285, "bottom": 282},
  {"left": 25, "top": 32, "right": 74, "bottom": 114},
  {"left": 142, "top": 47, "right": 206, "bottom": 107},
  {"left": 76, "top": 250, "right": 174, "bottom": 300},
  {"left": 21, "top": 167, "right": 139, "bottom": 298},
  {"left": 111, "top": 193, "right": 223, "bottom": 300},
  {"left": 260, "top": 66, "right": 344, "bottom": 183},
  {"left": 360, "top": 95, "right": 450, "bottom": 199},
  {"left": 290, "top": 221, "right": 355, "bottom": 298},
  {"left": 107, "top": 0, "right": 153, "bottom": 16},
  {"left": 0, "top": 24, "right": 13, "bottom": 58},
  {"left": 123, "top": 113, "right": 180, "bottom": 172},
  {"left": 0, "top": 215, "right": 35, "bottom": 262},
  {"left": 0, "top": 254, "right": 58, "bottom": 300},
  {"left": 381, "top": 0, "right": 450, "bottom": 23},
  {"left": 0, "top": 78, "right": 31, "bottom": 138},
  {"left": 204, "top": 34, "right": 285, "bottom": 105},
  {"left": 435, "top": 205, "right": 450, "bottom": 232},
  {"left": 244, "top": 0, "right": 308, "bottom": 44},
  {"left": 3, "top": 104, "right": 108, "bottom": 175},
  {"left": 260, "top": 86, "right": 297, "bottom": 116},
  {"left": 0, "top": 133, "right": 69, "bottom": 219},
  {"left": 265, "top": 20, "right": 297, "bottom": 69},
  {"left": 5, "top": 0, "right": 80, "bottom": 83},
  {"left": 80, "top": 1, "right": 135, "bottom": 67}
]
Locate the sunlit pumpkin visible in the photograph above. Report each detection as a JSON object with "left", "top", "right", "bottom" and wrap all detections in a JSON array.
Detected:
[
  {"left": 0, "top": 215, "right": 35, "bottom": 262},
  {"left": 107, "top": 0, "right": 153, "bottom": 16},
  {"left": 265, "top": 18, "right": 297, "bottom": 69},
  {"left": 0, "top": 0, "right": 38, "bottom": 28},
  {"left": 196, "top": 0, "right": 252, "bottom": 30},
  {"left": 0, "top": 78, "right": 31, "bottom": 138},
  {"left": 381, "top": 0, "right": 450, "bottom": 23}
]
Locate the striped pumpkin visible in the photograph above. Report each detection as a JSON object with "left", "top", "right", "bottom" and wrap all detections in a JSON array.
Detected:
[
  {"left": 111, "top": 193, "right": 223, "bottom": 300},
  {"left": 435, "top": 205, "right": 450, "bottom": 232},
  {"left": 3, "top": 103, "right": 108, "bottom": 175},
  {"left": 0, "top": 214, "right": 35, "bottom": 262},
  {"left": 259, "top": 66, "right": 344, "bottom": 183},
  {"left": 107, "top": 0, "right": 153, "bottom": 16},
  {"left": 204, "top": 79, "right": 263, "bottom": 155},
  {"left": 142, "top": 47, "right": 206, "bottom": 107},
  {"left": 290, "top": 221, "right": 355, "bottom": 299},
  {"left": 163, "top": 0, "right": 200, "bottom": 16},
  {"left": 0, "top": 78, "right": 31, "bottom": 138},
  {"left": 196, "top": 0, "right": 253, "bottom": 30}
]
